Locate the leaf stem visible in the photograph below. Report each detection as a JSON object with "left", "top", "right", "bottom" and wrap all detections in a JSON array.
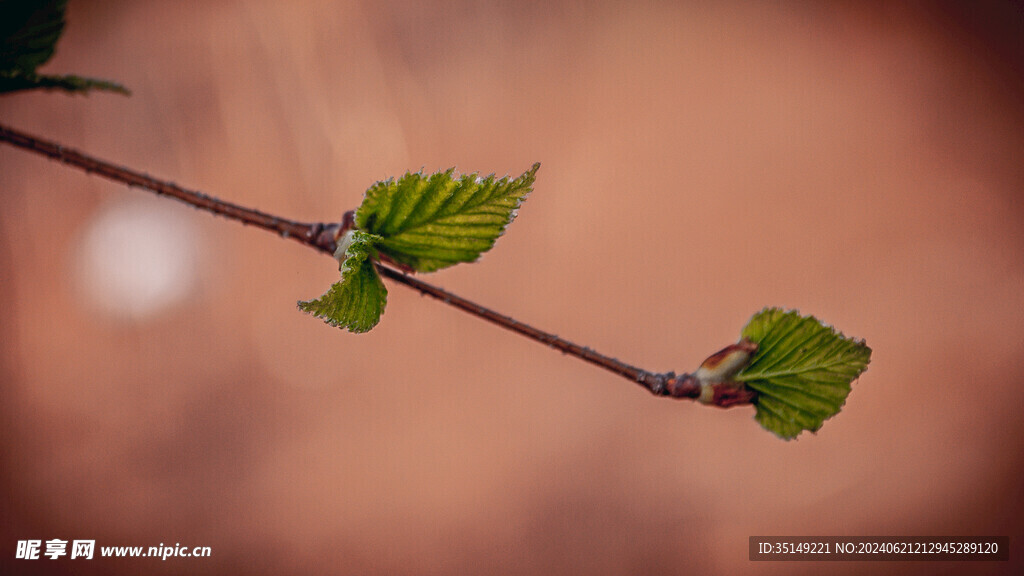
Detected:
[{"left": 0, "top": 123, "right": 711, "bottom": 403}]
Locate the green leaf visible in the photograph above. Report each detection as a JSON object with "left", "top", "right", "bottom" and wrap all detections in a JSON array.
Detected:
[
  {"left": 0, "top": 0, "right": 130, "bottom": 95},
  {"left": 0, "top": 0, "right": 65, "bottom": 73},
  {"left": 355, "top": 163, "right": 539, "bottom": 272},
  {"left": 736, "top": 308, "right": 871, "bottom": 440},
  {"left": 297, "top": 231, "right": 387, "bottom": 333},
  {"left": 0, "top": 71, "right": 130, "bottom": 95}
]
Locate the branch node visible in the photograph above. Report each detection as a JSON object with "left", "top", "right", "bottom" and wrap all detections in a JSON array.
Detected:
[
  {"left": 638, "top": 371, "right": 670, "bottom": 396},
  {"left": 665, "top": 373, "right": 701, "bottom": 400},
  {"left": 308, "top": 222, "right": 323, "bottom": 241}
]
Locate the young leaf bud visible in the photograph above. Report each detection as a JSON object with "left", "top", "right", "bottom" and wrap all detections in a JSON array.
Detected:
[
  {"left": 694, "top": 339, "right": 757, "bottom": 383},
  {"left": 694, "top": 339, "right": 758, "bottom": 404},
  {"left": 333, "top": 229, "right": 356, "bottom": 270}
]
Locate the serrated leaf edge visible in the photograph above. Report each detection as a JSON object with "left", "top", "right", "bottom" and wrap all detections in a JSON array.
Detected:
[
  {"left": 297, "top": 231, "right": 387, "bottom": 333},
  {"left": 736, "top": 307, "right": 871, "bottom": 440},
  {"left": 353, "top": 163, "right": 539, "bottom": 272}
]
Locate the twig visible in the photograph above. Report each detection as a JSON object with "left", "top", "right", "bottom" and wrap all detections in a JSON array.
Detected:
[
  {"left": 0, "top": 123, "right": 334, "bottom": 252},
  {"left": 0, "top": 122, "right": 748, "bottom": 405}
]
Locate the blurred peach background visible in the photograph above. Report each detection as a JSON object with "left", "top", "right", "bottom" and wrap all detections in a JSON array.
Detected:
[{"left": 2, "top": 1, "right": 1022, "bottom": 574}]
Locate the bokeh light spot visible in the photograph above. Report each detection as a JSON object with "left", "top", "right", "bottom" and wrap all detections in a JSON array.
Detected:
[{"left": 75, "top": 197, "right": 200, "bottom": 319}]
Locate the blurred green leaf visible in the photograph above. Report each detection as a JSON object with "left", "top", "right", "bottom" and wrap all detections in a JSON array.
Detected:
[
  {"left": 0, "top": 0, "right": 65, "bottom": 72},
  {"left": 736, "top": 308, "right": 871, "bottom": 440},
  {"left": 0, "top": 0, "right": 129, "bottom": 95},
  {"left": 0, "top": 71, "right": 129, "bottom": 94}
]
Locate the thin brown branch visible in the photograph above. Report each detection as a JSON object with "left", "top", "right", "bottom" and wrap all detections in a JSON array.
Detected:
[
  {"left": 373, "top": 263, "right": 675, "bottom": 393},
  {"left": 0, "top": 122, "right": 744, "bottom": 406},
  {"left": 0, "top": 123, "right": 337, "bottom": 253}
]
